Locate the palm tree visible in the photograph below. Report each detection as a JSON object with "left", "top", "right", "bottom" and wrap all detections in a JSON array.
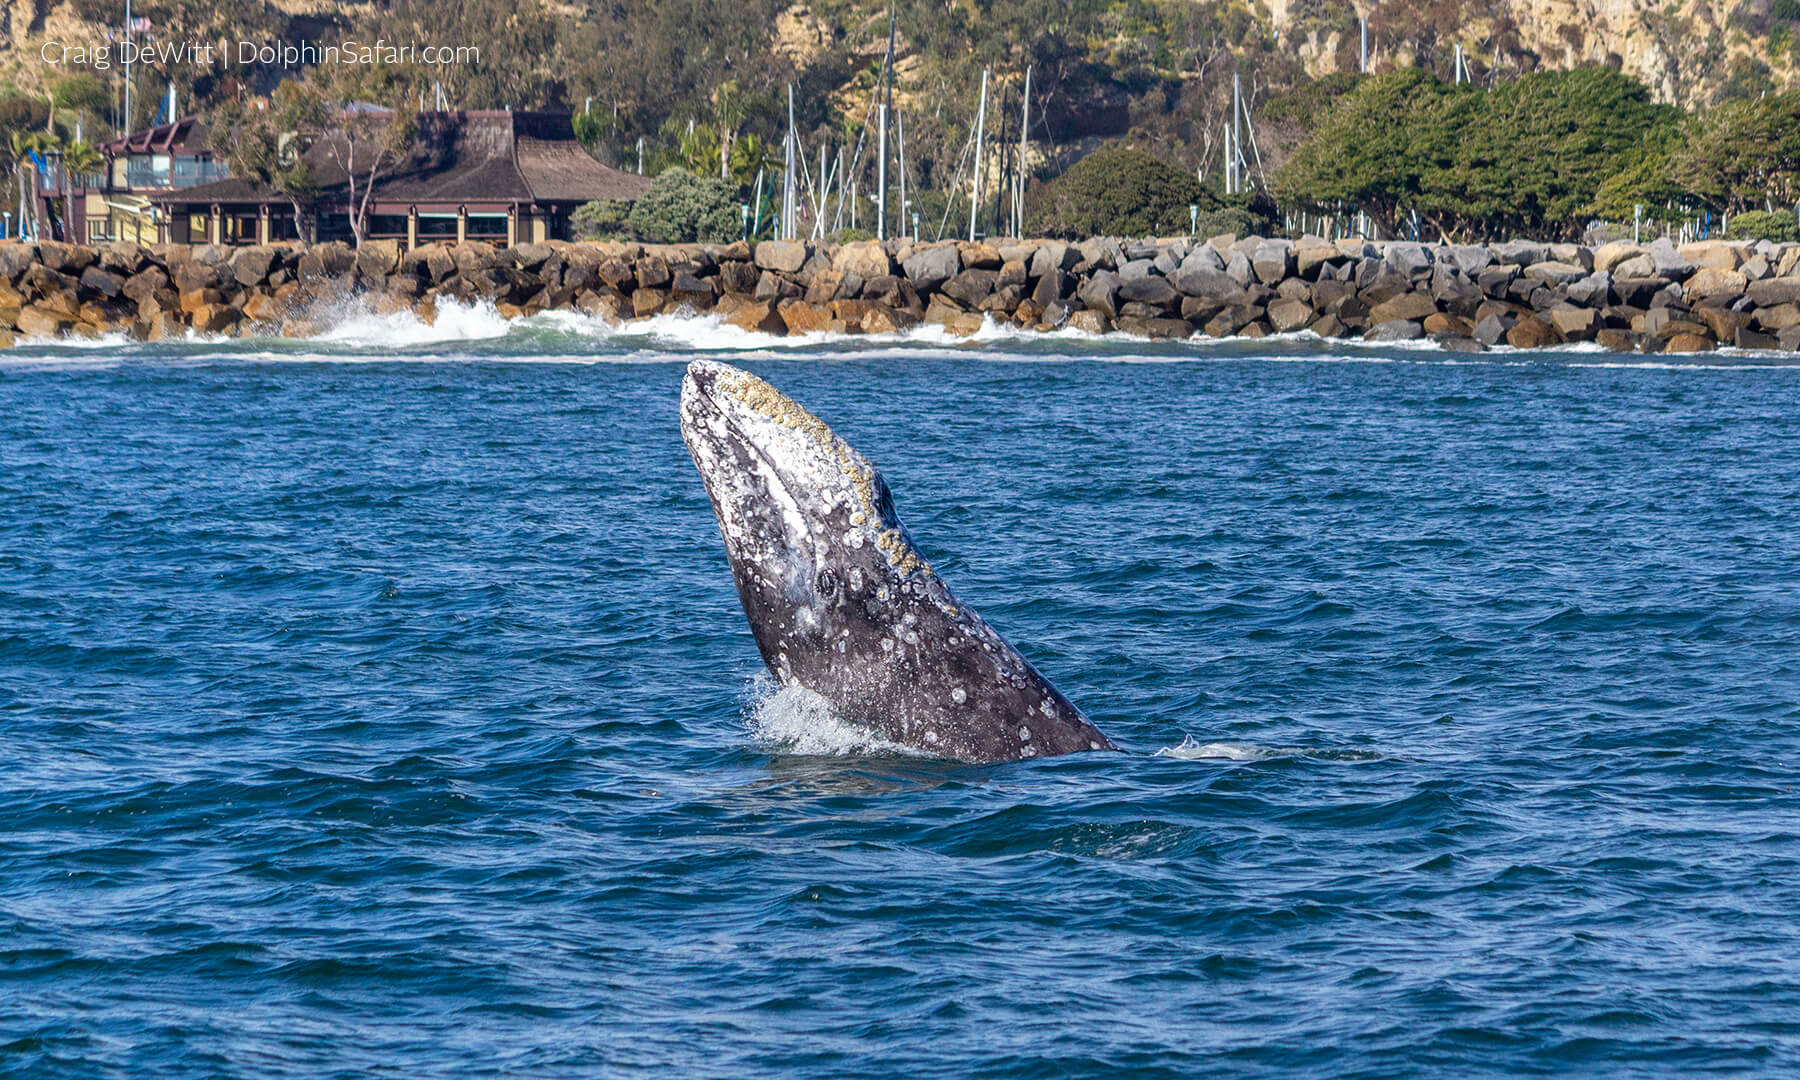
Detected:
[
  {"left": 714, "top": 80, "right": 750, "bottom": 183},
  {"left": 7, "top": 129, "right": 56, "bottom": 238}
]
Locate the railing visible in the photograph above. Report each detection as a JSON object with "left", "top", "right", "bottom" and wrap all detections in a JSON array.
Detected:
[{"left": 122, "top": 158, "right": 230, "bottom": 190}]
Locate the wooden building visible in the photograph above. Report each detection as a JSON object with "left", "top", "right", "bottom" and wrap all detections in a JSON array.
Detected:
[{"left": 152, "top": 111, "right": 650, "bottom": 248}]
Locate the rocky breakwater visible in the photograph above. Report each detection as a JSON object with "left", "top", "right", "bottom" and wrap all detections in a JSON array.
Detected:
[{"left": 2, "top": 234, "right": 1799, "bottom": 354}]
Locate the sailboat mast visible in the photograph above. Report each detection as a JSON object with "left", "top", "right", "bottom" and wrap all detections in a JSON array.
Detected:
[{"left": 969, "top": 67, "right": 988, "bottom": 243}]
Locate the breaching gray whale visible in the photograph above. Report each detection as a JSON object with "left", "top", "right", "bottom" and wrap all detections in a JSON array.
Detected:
[{"left": 680, "top": 359, "right": 1119, "bottom": 763}]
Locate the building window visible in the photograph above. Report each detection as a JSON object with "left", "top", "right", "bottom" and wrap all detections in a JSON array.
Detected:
[
  {"left": 87, "top": 219, "right": 109, "bottom": 242},
  {"left": 417, "top": 213, "right": 458, "bottom": 238},
  {"left": 367, "top": 213, "right": 408, "bottom": 238},
  {"left": 466, "top": 213, "right": 507, "bottom": 239}
]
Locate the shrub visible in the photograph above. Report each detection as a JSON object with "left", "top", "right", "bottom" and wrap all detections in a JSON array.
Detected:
[
  {"left": 572, "top": 199, "right": 632, "bottom": 240},
  {"left": 625, "top": 168, "right": 741, "bottom": 244},
  {"left": 1026, "top": 146, "right": 1212, "bottom": 238},
  {"left": 1192, "top": 207, "right": 1261, "bottom": 239},
  {"left": 1724, "top": 209, "right": 1800, "bottom": 242}
]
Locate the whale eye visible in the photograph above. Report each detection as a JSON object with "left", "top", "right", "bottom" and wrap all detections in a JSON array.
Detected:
[{"left": 815, "top": 569, "right": 840, "bottom": 597}]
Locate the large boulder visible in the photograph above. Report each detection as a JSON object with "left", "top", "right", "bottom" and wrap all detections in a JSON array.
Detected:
[
  {"left": 1249, "top": 241, "right": 1293, "bottom": 285},
  {"left": 1028, "top": 242, "right": 1079, "bottom": 278},
  {"left": 754, "top": 240, "right": 809, "bottom": 273},
  {"left": 1505, "top": 317, "right": 1563, "bottom": 348},
  {"left": 1548, "top": 306, "right": 1599, "bottom": 340},
  {"left": 1365, "top": 318, "right": 1425, "bottom": 341},
  {"left": 1077, "top": 270, "right": 1123, "bottom": 319},
  {"left": 901, "top": 244, "right": 961, "bottom": 290},
  {"left": 37, "top": 241, "right": 97, "bottom": 276},
  {"left": 1678, "top": 241, "right": 1744, "bottom": 270},
  {"left": 78, "top": 265, "right": 126, "bottom": 299},
  {"left": 1440, "top": 245, "right": 1494, "bottom": 276},
  {"left": 941, "top": 268, "right": 998, "bottom": 308},
  {"left": 1385, "top": 242, "right": 1434, "bottom": 280},
  {"left": 1747, "top": 279, "right": 1800, "bottom": 307},
  {"left": 832, "top": 241, "right": 891, "bottom": 280},
  {"left": 1171, "top": 259, "right": 1239, "bottom": 300},
  {"left": 232, "top": 245, "right": 278, "bottom": 286},
  {"left": 1368, "top": 291, "right": 1438, "bottom": 324},
  {"left": 1524, "top": 260, "right": 1587, "bottom": 286},
  {"left": 1491, "top": 240, "right": 1547, "bottom": 267},
  {"left": 1684, "top": 266, "right": 1748, "bottom": 301},
  {"left": 1118, "top": 274, "right": 1178, "bottom": 307},
  {"left": 1646, "top": 237, "right": 1695, "bottom": 280},
  {"left": 1593, "top": 242, "right": 1647, "bottom": 274},
  {"left": 1266, "top": 298, "right": 1315, "bottom": 333},
  {"left": 355, "top": 239, "right": 401, "bottom": 278}
]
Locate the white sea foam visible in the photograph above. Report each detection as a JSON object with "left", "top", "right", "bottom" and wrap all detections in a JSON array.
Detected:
[
  {"left": 1154, "top": 735, "right": 1385, "bottom": 762},
  {"left": 741, "top": 673, "right": 924, "bottom": 757}
]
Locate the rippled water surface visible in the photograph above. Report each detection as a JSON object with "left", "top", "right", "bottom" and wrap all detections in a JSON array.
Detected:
[{"left": 4, "top": 314, "right": 1799, "bottom": 1078}]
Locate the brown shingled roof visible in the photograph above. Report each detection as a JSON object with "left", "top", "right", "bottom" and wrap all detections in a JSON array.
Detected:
[{"left": 98, "top": 116, "right": 211, "bottom": 157}]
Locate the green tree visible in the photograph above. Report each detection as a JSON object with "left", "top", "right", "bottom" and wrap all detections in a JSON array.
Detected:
[
  {"left": 1672, "top": 91, "right": 1800, "bottom": 214},
  {"left": 624, "top": 167, "right": 740, "bottom": 243},
  {"left": 47, "top": 73, "right": 111, "bottom": 137},
  {"left": 1278, "top": 66, "right": 1681, "bottom": 240},
  {"left": 1026, "top": 145, "right": 1211, "bottom": 237}
]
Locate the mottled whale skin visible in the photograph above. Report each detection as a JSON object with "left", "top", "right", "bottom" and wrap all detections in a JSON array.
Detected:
[{"left": 680, "top": 359, "right": 1119, "bottom": 763}]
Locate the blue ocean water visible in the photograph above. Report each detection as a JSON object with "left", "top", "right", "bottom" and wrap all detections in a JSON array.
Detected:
[{"left": 3, "top": 311, "right": 1800, "bottom": 1078}]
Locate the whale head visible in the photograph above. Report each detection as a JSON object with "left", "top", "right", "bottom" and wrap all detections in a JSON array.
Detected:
[
  {"left": 679, "top": 359, "right": 934, "bottom": 671},
  {"left": 680, "top": 359, "right": 1118, "bottom": 762}
]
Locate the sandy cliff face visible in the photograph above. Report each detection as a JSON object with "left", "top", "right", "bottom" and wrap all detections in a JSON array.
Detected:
[{"left": 1274, "top": 0, "right": 1795, "bottom": 105}]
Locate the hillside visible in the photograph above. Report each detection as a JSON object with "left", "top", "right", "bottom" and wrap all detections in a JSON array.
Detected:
[{"left": 2, "top": 0, "right": 1796, "bottom": 187}]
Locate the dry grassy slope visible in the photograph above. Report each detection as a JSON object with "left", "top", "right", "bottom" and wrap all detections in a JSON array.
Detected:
[
  {"left": 0, "top": 0, "right": 368, "bottom": 101},
  {"left": 1271, "top": 0, "right": 1796, "bottom": 105}
]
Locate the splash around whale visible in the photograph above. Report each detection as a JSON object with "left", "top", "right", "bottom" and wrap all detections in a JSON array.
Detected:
[{"left": 679, "top": 359, "right": 1119, "bottom": 764}]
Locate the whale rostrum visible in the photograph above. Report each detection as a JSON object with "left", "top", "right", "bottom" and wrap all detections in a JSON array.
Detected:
[{"left": 680, "top": 359, "right": 1119, "bottom": 763}]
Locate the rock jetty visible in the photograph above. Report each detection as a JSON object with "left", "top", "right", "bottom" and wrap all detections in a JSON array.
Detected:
[{"left": 3, "top": 234, "right": 1799, "bottom": 353}]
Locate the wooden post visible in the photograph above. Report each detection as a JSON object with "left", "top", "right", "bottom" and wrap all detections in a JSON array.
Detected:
[
  {"left": 257, "top": 204, "right": 271, "bottom": 244},
  {"left": 407, "top": 206, "right": 418, "bottom": 250},
  {"left": 456, "top": 205, "right": 468, "bottom": 244}
]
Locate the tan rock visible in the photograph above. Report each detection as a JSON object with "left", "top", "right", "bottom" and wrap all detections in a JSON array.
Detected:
[
  {"left": 1754, "top": 303, "right": 1800, "bottom": 331},
  {"left": 242, "top": 293, "right": 282, "bottom": 322},
  {"left": 1423, "top": 312, "right": 1473, "bottom": 336},
  {"left": 15, "top": 306, "right": 71, "bottom": 338},
  {"left": 832, "top": 240, "right": 891, "bottom": 280},
  {"left": 1663, "top": 332, "right": 1714, "bottom": 353},
  {"left": 778, "top": 299, "right": 834, "bottom": 335},
  {"left": 753, "top": 241, "right": 808, "bottom": 273},
  {"left": 1267, "top": 298, "right": 1316, "bottom": 333},
  {"left": 958, "top": 242, "right": 1002, "bottom": 270},
  {"left": 1548, "top": 307, "right": 1598, "bottom": 339},
  {"left": 1505, "top": 317, "right": 1563, "bottom": 349},
  {"left": 142, "top": 311, "right": 183, "bottom": 340},
  {"left": 191, "top": 303, "right": 241, "bottom": 334},
  {"left": 1067, "top": 309, "right": 1110, "bottom": 333},
  {"left": 179, "top": 287, "right": 225, "bottom": 315},
  {"left": 947, "top": 312, "right": 987, "bottom": 336},
  {"left": 1677, "top": 241, "right": 1743, "bottom": 270},
  {"left": 631, "top": 288, "right": 667, "bottom": 318},
  {"left": 1684, "top": 266, "right": 1748, "bottom": 301},
  {"left": 1593, "top": 242, "right": 1648, "bottom": 274},
  {"left": 1369, "top": 292, "right": 1438, "bottom": 324},
  {"left": 725, "top": 300, "right": 787, "bottom": 335},
  {"left": 860, "top": 306, "right": 919, "bottom": 334}
]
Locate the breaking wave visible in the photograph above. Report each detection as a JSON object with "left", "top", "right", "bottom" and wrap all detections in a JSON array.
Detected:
[{"left": 741, "top": 673, "right": 927, "bottom": 758}]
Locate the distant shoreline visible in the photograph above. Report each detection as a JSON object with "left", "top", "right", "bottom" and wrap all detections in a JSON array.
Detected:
[{"left": 2, "top": 235, "right": 1797, "bottom": 355}]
